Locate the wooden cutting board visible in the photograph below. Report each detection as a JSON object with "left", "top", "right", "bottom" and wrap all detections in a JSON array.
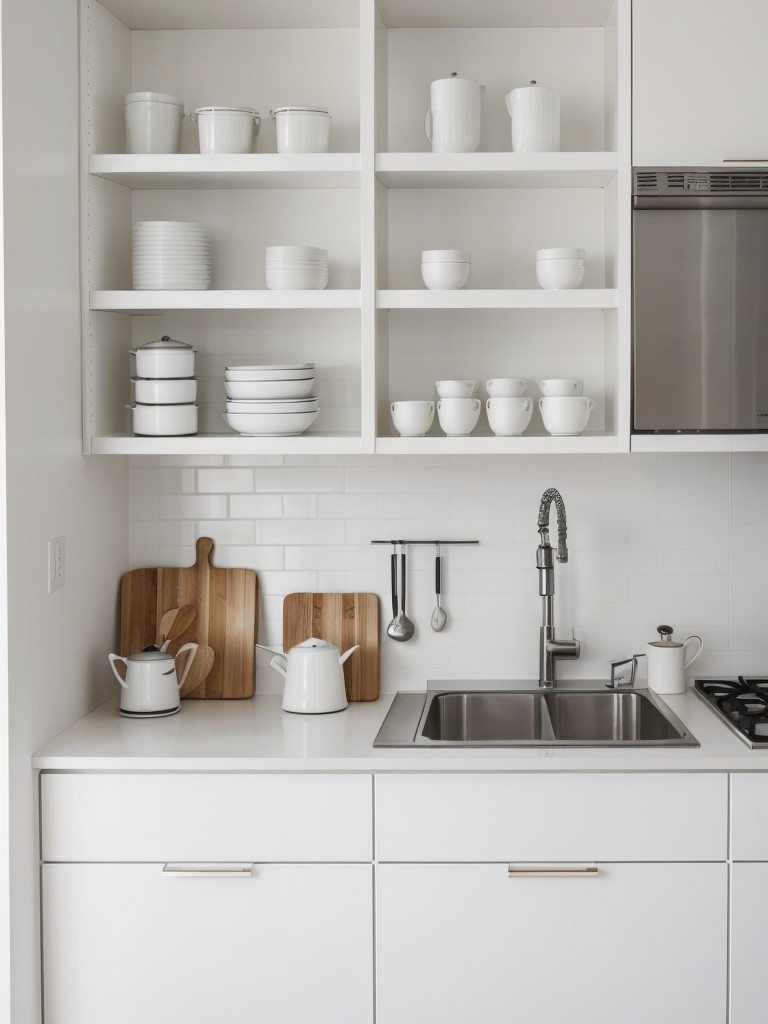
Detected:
[
  {"left": 282, "top": 593, "right": 380, "bottom": 702},
  {"left": 120, "top": 537, "right": 259, "bottom": 699}
]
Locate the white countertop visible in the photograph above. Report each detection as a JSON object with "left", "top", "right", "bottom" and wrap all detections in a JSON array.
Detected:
[{"left": 32, "top": 685, "right": 768, "bottom": 772}]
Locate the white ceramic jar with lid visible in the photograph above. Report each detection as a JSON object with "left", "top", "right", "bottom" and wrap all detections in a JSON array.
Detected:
[
  {"left": 190, "top": 106, "right": 260, "bottom": 154},
  {"left": 271, "top": 106, "right": 331, "bottom": 153},
  {"left": 421, "top": 249, "right": 471, "bottom": 290},
  {"left": 125, "top": 92, "right": 184, "bottom": 154},
  {"left": 506, "top": 81, "right": 560, "bottom": 152},
  {"left": 425, "top": 74, "right": 485, "bottom": 153},
  {"left": 131, "top": 335, "right": 196, "bottom": 379}
]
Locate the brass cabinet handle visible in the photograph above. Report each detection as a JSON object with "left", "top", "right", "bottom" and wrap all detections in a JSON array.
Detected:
[
  {"left": 162, "top": 863, "right": 254, "bottom": 878},
  {"left": 508, "top": 865, "right": 599, "bottom": 878}
]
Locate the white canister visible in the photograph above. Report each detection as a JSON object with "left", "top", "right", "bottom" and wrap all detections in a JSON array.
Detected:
[
  {"left": 271, "top": 106, "right": 331, "bottom": 153},
  {"left": 131, "top": 336, "right": 196, "bottom": 380},
  {"left": 425, "top": 74, "right": 485, "bottom": 153},
  {"left": 190, "top": 106, "right": 260, "bottom": 154},
  {"left": 647, "top": 625, "right": 704, "bottom": 695},
  {"left": 506, "top": 81, "right": 560, "bottom": 153},
  {"left": 125, "top": 92, "right": 184, "bottom": 154}
]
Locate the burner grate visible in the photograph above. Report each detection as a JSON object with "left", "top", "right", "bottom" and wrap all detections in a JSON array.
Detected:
[{"left": 695, "top": 677, "right": 768, "bottom": 747}]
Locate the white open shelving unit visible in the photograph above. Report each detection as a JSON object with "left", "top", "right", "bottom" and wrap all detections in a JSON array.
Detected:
[{"left": 82, "top": 0, "right": 632, "bottom": 456}]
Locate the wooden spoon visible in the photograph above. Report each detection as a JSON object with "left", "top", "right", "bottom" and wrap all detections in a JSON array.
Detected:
[
  {"left": 179, "top": 644, "right": 216, "bottom": 698},
  {"left": 160, "top": 604, "right": 197, "bottom": 652}
]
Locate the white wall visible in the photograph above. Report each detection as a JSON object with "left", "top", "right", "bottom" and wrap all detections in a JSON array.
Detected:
[
  {"left": 2, "top": 0, "right": 127, "bottom": 1020},
  {"left": 128, "top": 451, "right": 764, "bottom": 690}
]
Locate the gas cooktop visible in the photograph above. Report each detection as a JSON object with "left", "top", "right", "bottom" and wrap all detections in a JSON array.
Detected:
[{"left": 694, "top": 677, "right": 768, "bottom": 748}]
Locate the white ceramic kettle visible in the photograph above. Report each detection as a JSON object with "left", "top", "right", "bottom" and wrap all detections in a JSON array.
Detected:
[
  {"left": 647, "top": 625, "right": 703, "bottom": 695},
  {"left": 257, "top": 638, "right": 359, "bottom": 714},
  {"left": 108, "top": 644, "right": 198, "bottom": 716},
  {"left": 425, "top": 74, "right": 485, "bottom": 153}
]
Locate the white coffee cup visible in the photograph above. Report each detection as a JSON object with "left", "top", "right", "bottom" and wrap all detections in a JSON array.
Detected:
[
  {"left": 425, "top": 76, "right": 485, "bottom": 153},
  {"left": 647, "top": 634, "right": 703, "bottom": 695},
  {"left": 391, "top": 400, "right": 435, "bottom": 436},
  {"left": 437, "top": 397, "right": 481, "bottom": 436},
  {"left": 539, "top": 396, "right": 595, "bottom": 436},
  {"left": 435, "top": 379, "right": 477, "bottom": 399},
  {"left": 486, "top": 397, "right": 533, "bottom": 436}
]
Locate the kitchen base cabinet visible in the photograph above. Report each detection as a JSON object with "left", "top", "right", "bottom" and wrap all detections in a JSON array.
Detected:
[
  {"left": 731, "top": 862, "right": 767, "bottom": 1024},
  {"left": 42, "top": 862, "right": 373, "bottom": 1024},
  {"left": 376, "top": 862, "right": 727, "bottom": 1024}
]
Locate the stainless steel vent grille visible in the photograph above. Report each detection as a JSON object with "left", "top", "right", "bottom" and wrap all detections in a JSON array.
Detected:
[{"left": 634, "top": 168, "right": 768, "bottom": 196}]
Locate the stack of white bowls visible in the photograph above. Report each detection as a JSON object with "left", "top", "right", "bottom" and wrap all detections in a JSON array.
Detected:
[
  {"left": 265, "top": 246, "right": 328, "bottom": 290},
  {"left": 133, "top": 221, "right": 212, "bottom": 290},
  {"left": 421, "top": 249, "right": 471, "bottom": 290},
  {"left": 535, "top": 247, "right": 585, "bottom": 289},
  {"left": 223, "top": 363, "right": 319, "bottom": 435}
]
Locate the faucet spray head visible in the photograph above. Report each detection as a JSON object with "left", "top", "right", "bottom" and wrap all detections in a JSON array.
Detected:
[{"left": 537, "top": 487, "right": 568, "bottom": 563}]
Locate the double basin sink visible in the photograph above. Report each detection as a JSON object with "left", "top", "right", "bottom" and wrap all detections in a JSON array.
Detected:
[{"left": 374, "top": 685, "right": 698, "bottom": 748}]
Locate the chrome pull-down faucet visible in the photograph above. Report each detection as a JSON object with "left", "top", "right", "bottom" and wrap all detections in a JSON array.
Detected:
[{"left": 537, "top": 488, "right": 580, "bottom": 687}]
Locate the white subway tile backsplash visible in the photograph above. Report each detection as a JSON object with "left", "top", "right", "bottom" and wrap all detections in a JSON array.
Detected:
[
  {"left": 198, "top": 468, "right": 255, "bottom": 493},
  {"left": 128, "top": 453, "right": 764, "bottom": 688}
]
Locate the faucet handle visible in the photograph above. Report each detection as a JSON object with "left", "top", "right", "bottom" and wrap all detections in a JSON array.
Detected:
[{"left": 607, "top": 653, "right": 646, "bottom": 689}]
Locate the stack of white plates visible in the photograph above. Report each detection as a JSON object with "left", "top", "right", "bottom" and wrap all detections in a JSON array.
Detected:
[
  {"left": 223, "top": 363, "right": 318, "bottom": 435},
  {"left": 133, "top": 221, "right": 212, "bottom": 290},
  {"left": 265, "top": 246, "right": 328, "bottom": 290}
]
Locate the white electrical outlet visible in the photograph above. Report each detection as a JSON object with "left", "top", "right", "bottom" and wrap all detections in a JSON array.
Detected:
[{"left": 48, "top": 536, "right": 65, "bottom": 592}]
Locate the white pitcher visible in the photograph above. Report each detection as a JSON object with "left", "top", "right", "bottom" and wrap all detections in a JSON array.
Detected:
[
  {"left": 506, "top": 81, "right": 560, "bottom": 152},
  {"left": 647, "top": 625, "right": 703, "bottom": 695},
  {"left": 425, "top": 74, "right": 485, "bottom": 153}
]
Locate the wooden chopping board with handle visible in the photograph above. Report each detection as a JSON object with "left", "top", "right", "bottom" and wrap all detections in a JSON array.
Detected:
[
  {"left": 120, "top": 537, "right": 259, "bottom": 699},
  {"left": 282, "top": 593, "right": 380, "bottom": 702}
]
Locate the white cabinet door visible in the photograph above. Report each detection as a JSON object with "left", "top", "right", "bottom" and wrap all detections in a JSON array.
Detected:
[
  {"left": 43, "top": 863, "right": 373, "bottom": 1024},
  {"left": 377, "top": 862, "right": 726, "bottom": 1024},
  {"left": 731, "top": 862, "right": 767, "bottom": 1024},
  {"left": 633, "top": 0, "right": 768, "bottom": 165}
]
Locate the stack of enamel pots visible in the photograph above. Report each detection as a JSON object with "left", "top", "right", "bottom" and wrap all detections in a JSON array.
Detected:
[{"left": 129, "top": 335, "right": 198, "bottom": 436}]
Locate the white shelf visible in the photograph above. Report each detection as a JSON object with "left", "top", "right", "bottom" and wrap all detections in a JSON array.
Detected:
[
  {"left": 96, "top": 0, "right": 359, "bottom": 29},
  {"left": 376, "top": 0, "right": 617, "bottom": 29},
  {"left": 89, "top": 153, "right": 361, "bottom": 189},
  {"left": 91, "top": 290, "right": 362, "bottom": 312},
  {"left": 376, "top": 433, "right": 628, "bottom": 455},
  {"left": 631, "top": 434, "right": 768, "bottom": 453},
  {"left": 378, "top": 289, "right": 618, "bottom": 310},
  {"left": 91, "top": 433, "right": 364, "bottom": 456},
  {"left": 375, "top": 152, "right": 619, "bottom": 189}
]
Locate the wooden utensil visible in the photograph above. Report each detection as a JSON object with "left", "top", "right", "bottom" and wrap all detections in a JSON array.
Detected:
[
  {"left": 160, "top": 604, "right": 197, "bottom": 652},
  {"left": 120, "top": 537, "right": 259, "bottom": 699},
  {"left": 282, "top": 593, "right": 380, "bottom": 702}
]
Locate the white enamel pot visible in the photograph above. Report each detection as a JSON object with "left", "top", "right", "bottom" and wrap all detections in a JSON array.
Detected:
[{"left": 256, "top": 637, "right": 359, "bottom": 714}]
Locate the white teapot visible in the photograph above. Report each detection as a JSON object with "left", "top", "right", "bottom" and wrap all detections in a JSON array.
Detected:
[
  {"left": 647, "top": 625, "right": 703, "bottom": 695},
  {"left": 108, "top": 644, "right": 198, "bottom": 716},
  {"left": 257, "top": 638, "right": 359, "bottom": 714}
]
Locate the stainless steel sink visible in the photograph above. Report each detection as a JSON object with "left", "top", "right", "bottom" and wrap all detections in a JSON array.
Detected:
[{"left": 374, "top": 684, "right": 699, "bottom": 748}]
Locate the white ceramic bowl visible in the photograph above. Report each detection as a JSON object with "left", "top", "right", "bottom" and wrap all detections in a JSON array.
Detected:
[
  {"left": 486, "top": 378, "right": 526, "bottom": 397},
  {"left": 539, "top": 396, "right": 595, "bottom": 436},
  {"left": 391, "top": 400, "right": 435, "bottom": 436},
  {"left": 222, "top": 409, "right": 319, "bottom": 436},
  {"left": 421, "top": 250, "right": 472, "bottom": 263},
  {"left": 539, "top": 378, "right": 584, "bottom": 397},
  {"left": 536, "top": 258, "right": 585, "bottom": 290},
  {"left": 421, "top": 261, "right": 470, "bottom": 290},
  {"left": 224, "top": 378, "right": 315, "bottom": 400},
  {"left": 225, "top": 363, "right": 314, "bottom": 381},
  {"left": 272, "top": 107, "right": 331, "bottom": 154},
  {"left": 435, "top": 379, "right": 477, "bottom": 399},
  {"left": 131, "top": 377, "right": 197, "bottom": 405},
  {"left": 130, "top": 403, "right": 198, "bottom": 436},
  {"left": 226, "top": 397, "right": 319, "bottom": 414}
]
